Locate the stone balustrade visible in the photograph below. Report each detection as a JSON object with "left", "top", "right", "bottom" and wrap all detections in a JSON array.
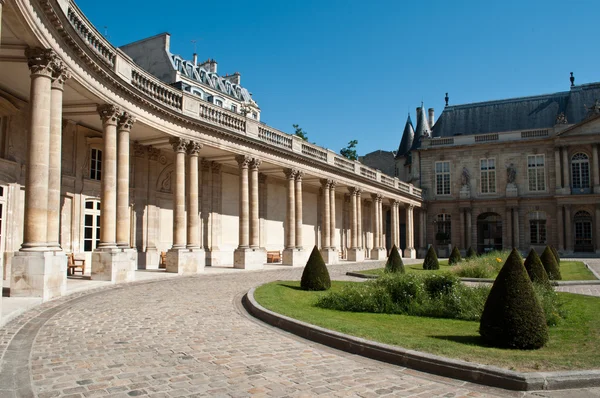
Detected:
[{"left": 422, "top": 128, "right": 554, "bottom": 149}]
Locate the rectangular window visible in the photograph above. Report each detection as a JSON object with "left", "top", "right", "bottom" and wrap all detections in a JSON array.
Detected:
[
  {"left": 435, "top": 161, "right": 451, "bottom": 195},
  {"left": 215, "top": 99, "right": 223, "bottom": 107},
  {"left": 530, "top": 220, "right": 547, "bottom": 244},
  {"left": 480, "top": 158, "right": 496, "bottom": 193},
  {"left": 527, "top": 155, "right": 546, "bottom": 191},
  {"left": 90, "top": 148, "right": 102, "bottom": 181},
  {"left": 231, "top": 104, "right": 237, "bottom": 113}
]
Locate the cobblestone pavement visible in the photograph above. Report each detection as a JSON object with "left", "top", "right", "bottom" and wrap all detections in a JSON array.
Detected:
[{"left": 1, "top": 260, "right": 600, "bottom": 397}]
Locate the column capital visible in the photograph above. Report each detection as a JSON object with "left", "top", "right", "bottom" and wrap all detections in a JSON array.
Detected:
[
  {"left": 51, "top": 61, "right": 71, "bottom": 90},
  {"left": 235, "top": 154, "right": 251, "bottom": 168},
  {"left": 117, "top": 111, "right": 136, "bottom": 131},
  {"left": 187, "top": 141, "right": 203, "bottom": 156},
  {"left": 295, "top": 171, "right": 304, "bottom": 181},
  {"left": 211, "top": 161, "right": 222, "bottom": 173},
  {"left": 97, "top": 104, "right": 121, "bottom": 126},
  {"left": 201, "top": 158, "right": 211, "bottom": 171},
  {"left": 371, "top": 193, "right": 382, "bottom": 202},
  {"left": 147, "top": 146, "right": 161, "bottom": 162},
  {"left": 170, "top": 137, "right": 189, "bottom": 153},
  {"left": 348, "top": 186, "right": 361, "bottom": 196},
  {"left": 133, "top": 142, "right": 146, "bottom": 158},
  {"left": 405, "top": 203, "right": 414, "bottom": 211},
  {"left": 250, "top": 158, "right": 262, "bottom": 170},
  {"left": 25, "top": 47, "right": 59, "bottom": 77},
  {"left": 284, "top": 168, "right": 297, "bottom": 179}
]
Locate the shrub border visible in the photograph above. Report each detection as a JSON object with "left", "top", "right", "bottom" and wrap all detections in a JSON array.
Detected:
[{"left": 244, "top": 285, "right": 600, "bottom": 392}]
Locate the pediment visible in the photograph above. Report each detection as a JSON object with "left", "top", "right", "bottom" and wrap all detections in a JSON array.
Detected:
[{"left": 556, "top": 114, "right": 600, "bottom": 137}]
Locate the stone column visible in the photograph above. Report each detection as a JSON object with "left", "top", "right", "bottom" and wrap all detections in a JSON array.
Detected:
[
  {"left": 141, "top": 147, "right": 161, "bottom": 269},
  {"left": 170, "top": 138, "right": 188, "bottom": 249},
  {"left": 47, "top": 63, "right": 70, "bottom": 249},
  {"left": 186, "top": 142, "right": 202, "bottom": 248},
  {"left": 284, "top": 168, "right": 296, "bottom": 250},
  {"left": 378, "top": 197, "right": 384, "bottom": 249},
  {"left": 460, "top": 209, "right": 466, "bottom": 249},
  {"left": 404, "top": 204, "right": 416, "bottom": 258},
  {"left": 513, "top": 208, "right": 520, "bottom": 250},
  {"left": 259, "top": 174, "right": 267, "bottom": 249},
  {"left": 357, "top": 190, "right": 363, "bottom": 250},
  {"left": 347, "top": 187, "right": 364, "bottom": 261},
  {"left": 371, "top": 194, "right": 379, "bottom": 251},
  {"left": 295, "top": 172, "right": 304, "bottom": 249},
  {"left": 562, "top": 147, "right": 570, "bottom": 192},
  {"left": 466, "top": 209, "right": 472, "bottom": 250},
  {"left": 0, "top": 1, "right": 4, "bottom": 46},
  {"left": 565, "top": 205, "right": 573, "bottom": 252},
  {"left": 116, "top": 112, "right": 135, "bottom": 248},
  {"left": 236, "top": 155, "right": 250, "bottom": 249},
  {"left": 554, "top": 147, "right": 562, "bottom": 191},
  {"left": 557, "top": 205, "right": 564, "bottom": 251},
  {"left": 320, "top": 179, "right": 337, "bottom": 264},
  {"left": 97, "top": 104, "right": 120, "bottom": 249},
  {"left": 420, "top": 208, "right": 427, "bottom": 252},
  {"left": 249, "top": 158, "right": 261, "bottom": 248},
  {"left": 593, "top": 144, "right": 600, "bottom": 193}
]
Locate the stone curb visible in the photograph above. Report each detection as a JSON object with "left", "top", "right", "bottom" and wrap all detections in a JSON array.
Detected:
[{"left": 244, "top": 286, "right": 600, "bottom": 391}]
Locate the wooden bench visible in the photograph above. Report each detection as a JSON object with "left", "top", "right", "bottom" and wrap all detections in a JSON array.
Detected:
[
  {"left": 159, "top": 251, "right": 167, "bottom": 268},
  {"left": 67, "top": 253, "right": 85, "bottom": 276},
  {"left": 266, "top": 251, "right": 281, "bottom": 263}
]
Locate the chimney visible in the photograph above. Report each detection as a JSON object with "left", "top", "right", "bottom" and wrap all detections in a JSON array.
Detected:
[
  {"left": 199, "top": 58, "right": 218, "bottom": 73},
  {"left": 192, "top": 53, "right": 198, "bottom": 66},
  {"left": 428, "top": 108, "right": 435, "bottom": 128},
  {"left": 224, "top": 71, "right": 241, "bottom": 85}
]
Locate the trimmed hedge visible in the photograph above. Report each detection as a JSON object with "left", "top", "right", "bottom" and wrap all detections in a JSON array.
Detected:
[
  {"left": 423, "top": 246, "right": 439, "bottom": 270},
  {"left": 541, "top": 246, "right": 562, "bottom": 280},
  {"left": 479, "top": 248, "right": 548, "bottom": 349},
  {"left": 524, "top": 248, "right": 549, "bottom": 285},
  {"left": 466, "top": 246, "right": 477, "bottom": 259},
  {"left": 448, "top": 246, "right": 461, "bottom": 265},
  {"left": 300, "top": 246, "right": 331, "bottom": 291},
  {"left": 550, "top": 245, "right": 560, "bottom": 264},
  {"left": 385, "top": 245, "right": 405, "bottom": 273}
]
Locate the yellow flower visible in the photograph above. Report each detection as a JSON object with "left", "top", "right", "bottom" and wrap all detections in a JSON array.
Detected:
[{"left": 496, "top": 257, "right": 502, "bottom": 263}]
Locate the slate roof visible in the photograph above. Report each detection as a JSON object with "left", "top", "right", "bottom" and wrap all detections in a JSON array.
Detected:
[
  {"left": 396, "top": 114, "right": 414, "bottom": 158},
  {"left": 411, "top": 104, "right": 430, "bottom": 151},
  {"left": 431, "top": 82, "right": 600, "bottom": 138}
]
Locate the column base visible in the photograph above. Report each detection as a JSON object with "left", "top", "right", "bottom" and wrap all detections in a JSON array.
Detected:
[
  {"left": 11, "top": 250, "right": 67, "bottom": 301},
  {"left": 234, "top": 248, "right": 266, "bottom": 270},
  {"left": 91, "top": 248, "right": 137, "bottom": 284},
  {"left": 347, "top": 248, "right": 365, "bottom": 262},
  {"left": 166, "top": 248, "right": 205, "bottom": 275},
  {"left": 370, "top": 248, "right": 387, "bottom": 260},
  {"left": 139, "top": 249, "right": 160, "bottom": 270},
  {"left": 320, "top": 248, "right": 338, "bottom": 265},
  {"left": 404, "top": 247, "right": 416, "bottom": 259},
  {"left": 282, "top": 248, "right": 307, "bottom": 266}
]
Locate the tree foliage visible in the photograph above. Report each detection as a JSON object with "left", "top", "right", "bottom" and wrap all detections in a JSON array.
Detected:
[
  {"left": 300, "top": 246, "right": 331, "bottom": 291},
  {"left": 423, "top": 246, "right": 439, "bottom": 270},
  {"left": 385, "top": 245, "right": 405, "bottom": 273},
  {"left": 524, "top": 248, "right": 550, "bottom": 285},
  {"left": 292, "top": 124, "right": 308, "bottom": 141},
  {"left": 340, "top": 140, "right": 359, "bottom": 161},
  {"left": 448, "top": 246, "right": 462, "bottom": 265},
  {"left": 466, "top": 246, "right": 477, "bottom": 259},
  {"left": 541, "top": 246, "right": 562, "bottom": 280}
]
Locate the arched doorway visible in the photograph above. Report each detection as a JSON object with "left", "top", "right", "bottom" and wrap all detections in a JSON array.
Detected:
[
  {"left": 574, "top": 210, "right": 593, "bottom": 252},
  {"left": 477, "top": 212, "right": 502, "bottom": 253}
]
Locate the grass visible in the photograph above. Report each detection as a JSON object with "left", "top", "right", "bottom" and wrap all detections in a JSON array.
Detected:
[
  {"left": 359, "top": 259, "right": 596, "bottom": 281},
  {"left": 254, "top": 280, "right": 600, "bottom": 372}
]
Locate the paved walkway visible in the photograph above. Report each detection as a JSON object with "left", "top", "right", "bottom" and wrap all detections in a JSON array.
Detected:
[{"left": 1, "top": 260, "right": 599, "bottom": 397}]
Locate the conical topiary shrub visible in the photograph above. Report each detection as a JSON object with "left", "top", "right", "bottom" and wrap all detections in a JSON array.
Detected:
[
  {"left": 466, "top": 246, "right": 477, "bottom": 259},
  {"left": 479, "top": 248, "right": 548, "bottom": 349},
  {"left": 300, "top": 246, "right": 331, "bottom": 291},
  {"left": 524, "top": 248, "right": 549, "bottom": 285},
  {"left": 385, "top": 245, "right": 405, "bottom": 273},
  {"left": 448, "top": 246, "right": 461, "bottom": 265},
  {"left": 541, "top": 246, "right": 561, "bottom": 280},
  {"left": 423, "top": 246, "right": 439, "bottom": 270},
  {"left": 550, "top": 245, "right": 560, "bottom": 264}
]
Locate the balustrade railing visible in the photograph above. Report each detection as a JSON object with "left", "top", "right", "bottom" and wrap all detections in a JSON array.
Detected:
[
  {"left": 131, "top": 70, "right": 183, "bottom": 110},
  {"left": 380, "top": 175, "right": 395, "bottom": 187},
  {"left": 67, "top": 6, "right": 116, "bottom": 67},
  {"left": 258, "top": 127, "right": 293, "bottom": 149},
  {"left": 360, "top": 167, "right": 376, "bottom": 180},
  {"left": 334, "top": 156, "right": 355, "bottom": 172},
  {"left": 198, "top": 102, "right": 246, "bottom": 132},
  {"left": 431, "top": 137, "right": 454, "bottom": 146},
  {"left": 474, "top": 133, "right": 499, "bottom": 142},
  {"left": 301, "top": 143, "right": 328, "bottom": 162},
  {"left": 521, "top": 129, "right": 549, "bottom": 138}
]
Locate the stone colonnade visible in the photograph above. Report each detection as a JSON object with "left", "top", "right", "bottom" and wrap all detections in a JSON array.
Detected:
[{"left": 282, "top": 169, "right": 306, "bottom": 266}]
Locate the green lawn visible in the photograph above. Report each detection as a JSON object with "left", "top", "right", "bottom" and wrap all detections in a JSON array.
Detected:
[
  {"left": 359, "top": 260, "right": 596, "bottom": 281},
  {"left": 254, "top": 280, "right": 600, "bottom": 372}
]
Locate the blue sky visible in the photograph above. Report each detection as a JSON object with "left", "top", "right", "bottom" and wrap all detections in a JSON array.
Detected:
[{"left": 78, "top": 0, "right": 600, "bottom": 156}]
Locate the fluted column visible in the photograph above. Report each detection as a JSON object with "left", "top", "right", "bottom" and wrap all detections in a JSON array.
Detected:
[
  {"left": 249, "top": 158, "right": 261, "bottom": 248},
  {"left": 554, "top": 147, "right": 562, "bottom": 190},
  {"left": 404, "top": 204, "right": 415, "bottom": 258},
  {"left": 349, "top": 187, "right": 358, "bottom": 249},
  {"left": 330, "top": 181, "right": 337, "bottom": 249},
  {"left": 320, "top": 179, "right": 331, "bottom": 248},
  {"left": 284, "top": 168, "right": 296, "bottom": 249},
  {"left": 115, "top": 112, "right": 135, "bottom": 248},
  {"left": 236, "top": 155, "right": 251, "bottom": 249},
  {"left": 47, "top": 62, "right": 70, "bottom": 249},
  {"left": 391, "top": 201, "right": 398, "bottom": 248},
  {"left": 170, "top": 138, "right": 188, "bottom": 249},
  {"left": 21, "top": 48, "right": 58, "bottom": 250},
  {"left": 371, "top": 194, "right": 380, "bottom": 249},
  {"left": 96, "top": 104, "right": 121, "bottom": 249},
  {"left": 378, "top": 197, "right": 384, "bottom": 248},
  {"left": 562, "top": 147, "right": 570, "bottom": 192},
  {"left": 593, "top": 144, "right": 600, "bottom": 193},
  {"left": 357, "top": 190, "right": 363, "bottom": 249},
  {"left": 557, "top": 205, "right": 564, "bottom": 251},
  {"left": 186, "top": 142, "right": 202, "bottom": 248},
  {"left": 295, "top": 172, "right": 304, "bottom": 249}
]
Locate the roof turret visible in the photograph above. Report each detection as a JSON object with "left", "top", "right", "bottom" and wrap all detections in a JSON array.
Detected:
[
  {"left": 411, "top": 104, "right": 430, "bottom": 151},
  {"left": 396, "top": 114, "right": 414, "bottom": 158}
]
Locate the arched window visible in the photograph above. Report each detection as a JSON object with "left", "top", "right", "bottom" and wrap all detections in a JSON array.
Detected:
[
  {"left": 435, "top": 214, "right": 451, "bottom": 244},
  {"left": 571, "top": 153, "right": 590, "bottom": 190},
  {"left": 529, "top": 211, "right": 546, "bottom": 244},
  {"left": 574, "top": 210, "right": 593, "bottom": 252},
  {"left": 84, "top": 199, "right": 101, "bottom": 252}
]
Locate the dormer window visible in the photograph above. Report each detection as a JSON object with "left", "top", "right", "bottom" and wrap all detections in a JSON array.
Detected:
[
  {"left": 231, "top": 104, "right": 237, "bottom": 113},
  {"left": 252, "top": 112, "right": 258, "bottom": 119},
  {"left": 215, "top": 99, "right": 223, "bottom": 107}
]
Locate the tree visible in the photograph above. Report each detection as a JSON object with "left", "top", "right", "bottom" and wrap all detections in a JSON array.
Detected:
[
  {"left": 466, "top": 247, "right": 477, "bottom": 259},
  {"left": 292, "top": 124, "right": 308, "bottom": 141},
  {"left": 300, "top": 246, "right": 331, "bottom": 291},
  {"left": 524, "top": 248, "right": 550, "bottom": 285},
  {"left": 385, "top": 245, "right": 405, "bottom": 273},
  {"left": 448, "top": 246, "right": 461, "bottom": 265},
  {"left": 541, "top": 246, "right": 561, "bottom": 280},
  {"left": 550, "top": 245, "right": 560, "bottom": 264},
  {"left": 340, "top": 140, "right": 358, "bottom": 161},
  {"left": 479, "top": 248, "right": 548, "bottom": 349},
  {"left": 423, "top": 246, "right": 439, "bottom": 270}
]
